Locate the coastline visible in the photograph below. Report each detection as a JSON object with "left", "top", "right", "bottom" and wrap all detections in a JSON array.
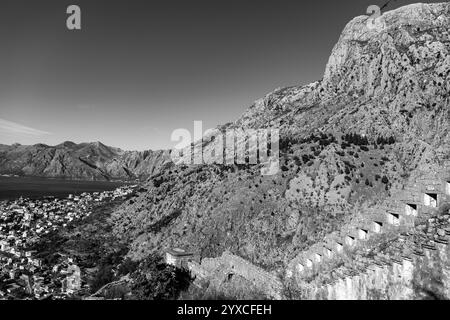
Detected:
[{"left": 0, "top": 176, "right": 133, "bottom": 201}]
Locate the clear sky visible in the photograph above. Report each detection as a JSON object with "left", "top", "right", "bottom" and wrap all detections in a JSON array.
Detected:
[{"left": 0, "top": 0, "right": 439, "bottom": 151}]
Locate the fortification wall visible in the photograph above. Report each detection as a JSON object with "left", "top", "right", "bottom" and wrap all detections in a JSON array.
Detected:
[
  {"left": 298, "top": 239, "right": 450, "bottom": 300},
  {"left": 304, "top": 259, "right": 414, "bottom": 300},
  {"left": 187, "top": 251, "right": 283, "bottom": 299},
  {"left": 285, "top": 166, "right": 450, "bottom": 299},
  {"left": 188, "top": 167, "right": 450, "bottom": 300},
  {"left": 289, "top": 169, "right": 449, "bottom": 272},
  {"left": 222, "top": 252, "right": 283, "bottom": 299}
]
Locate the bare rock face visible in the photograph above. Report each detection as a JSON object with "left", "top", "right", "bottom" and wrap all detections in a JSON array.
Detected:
[
  {"left": 323, "top": 3, "right": 449, "bottom": 90},
  {"left": 111, "top": 2, "right": 450, "bottom": 277},
  {"left": 320, "top": 3, "right": 450, "bottom": 139},
  {"left": 0, "top": 142, "right": 171, "bottom": 181}
]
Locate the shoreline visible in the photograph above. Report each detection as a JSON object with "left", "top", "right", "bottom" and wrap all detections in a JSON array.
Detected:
[
  {"left": 0, "top": 176, "right": 137, "bottom": 201},
  {"left": 0, "top": 175, "right": 139, "bottom": 183}
]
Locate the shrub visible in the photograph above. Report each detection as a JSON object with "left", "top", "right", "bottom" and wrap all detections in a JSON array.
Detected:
[
  {"left": 376, "top": 136, "right": 396, "bottom": 145},
  {"left": 360, "top": 146, "right": 369, "bottom": 152},
  {"left": 342, "top": 133, "right": 369, "bottom": 146},
  {"left": 131, "top": 254, "right": 192, "bottom": 300},
  {"left": 118, "top": 258, "right": 139, "bottom": 276},
  {"left": 302, "top": 155, "right": 310, "bottom": 163},
  {"left": 90, "top": 265, "right": 115, "bottom": 293}
]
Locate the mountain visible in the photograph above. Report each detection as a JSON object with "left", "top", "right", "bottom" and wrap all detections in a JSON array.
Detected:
[
  {"left": 110, "top": 3, "right": 450, "bottom": 298},
  {"left": 0, "top": 141, "right": 171, "bottom": 181}
]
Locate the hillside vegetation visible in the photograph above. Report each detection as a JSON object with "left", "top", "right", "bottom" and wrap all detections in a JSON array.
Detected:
[{"left": 111, "top": 3, "right": 450, "bottom": 277}]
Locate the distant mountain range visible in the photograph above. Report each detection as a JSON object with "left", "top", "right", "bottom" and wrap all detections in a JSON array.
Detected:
[{"left": 0, "top": 141, "right": 171, "bottom": 181}]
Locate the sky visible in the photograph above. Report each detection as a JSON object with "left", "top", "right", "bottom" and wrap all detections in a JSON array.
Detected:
[{"left": 0, "top": 0, "right": 440, "bottom": 151}]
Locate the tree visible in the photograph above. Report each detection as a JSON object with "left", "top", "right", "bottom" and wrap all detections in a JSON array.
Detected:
[
  {"left": 117, "top": 257, "right": 139, "bottom": 276},
  {"left": 131, "top": 254, "right": 192, "bottom": 300},
  {"left": 90, "top": 265, "right": 114, "bottom": 292}
]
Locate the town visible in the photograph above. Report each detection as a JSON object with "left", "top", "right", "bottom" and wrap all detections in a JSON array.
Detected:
[{"left": 0, "top": 185, "right": 137, "bottom": 300}]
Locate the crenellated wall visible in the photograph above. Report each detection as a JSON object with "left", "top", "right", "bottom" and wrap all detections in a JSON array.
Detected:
[
  {"left": 296, "top": 238, "right": 450, "bottom": 300},
  {"left": 285, "top": 166, "right": 450, "bottom": 299},
  {"left": 187, "top": 167, "right": 450, "bottom": 300}
]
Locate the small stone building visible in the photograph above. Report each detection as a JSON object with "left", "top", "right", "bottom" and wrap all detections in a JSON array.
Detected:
[
  {"left": 62, "top": 265, "right": 81, "bottom": 294},
  {"left": 165, "top": 248, "right": 195, "bottom": 269}
]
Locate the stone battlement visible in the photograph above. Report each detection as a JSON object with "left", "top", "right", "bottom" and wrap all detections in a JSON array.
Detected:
[{"left": 286, "top": 168, "right": 450, "bottom": 298}]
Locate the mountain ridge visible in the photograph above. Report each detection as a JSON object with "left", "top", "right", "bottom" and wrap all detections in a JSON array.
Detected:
[{"left": 0, "top": 141, "right": 172, "bottom": 181}]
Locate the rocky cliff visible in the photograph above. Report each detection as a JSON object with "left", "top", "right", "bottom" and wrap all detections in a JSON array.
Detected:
[
  {"left": 109, "top": 2, "right": 449, "bottom": 299},
  {"left": 0, "top": 141, "right": 171, "bottom": 181}
]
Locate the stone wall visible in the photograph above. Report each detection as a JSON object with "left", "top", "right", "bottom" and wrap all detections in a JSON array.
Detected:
[
  {"left": 297, "top": 238, "right": 450, "bottom": 300},
  {"left": 284, "top": 167, "right": 450, "bottom": 299},
  {"left": 188, "top": 167, "right": 450, "bottom": 300},
  {"left": 304, "top": 259, "right": 414, "bottom": 300},
  {"left": 187, "top": 251, "right": 283, "bottom": 299},
  {"left": 222, "top": 252, "right": 283, "bottom": 299}
]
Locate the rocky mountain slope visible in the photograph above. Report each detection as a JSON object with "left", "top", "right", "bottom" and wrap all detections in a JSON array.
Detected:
[
  {"left": 0, "top": 141, "right": 171, "bottom": 181},
  {"left": 110, "top": 1, "right": 450, "bottom": 282}
]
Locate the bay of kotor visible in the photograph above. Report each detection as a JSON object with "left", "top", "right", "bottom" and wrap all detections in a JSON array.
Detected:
[{"left": 0, "top": 176, "right": 127, "bottom": 200}]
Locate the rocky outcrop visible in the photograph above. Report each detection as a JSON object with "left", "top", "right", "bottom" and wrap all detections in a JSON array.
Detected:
[{"left": 0, "top": 142, "right": 171, "bottom": 181}]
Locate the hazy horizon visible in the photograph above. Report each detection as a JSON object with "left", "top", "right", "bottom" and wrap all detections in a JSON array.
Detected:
[{"left": 0, "top": 0, "right": 440, "bottom": 151}]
